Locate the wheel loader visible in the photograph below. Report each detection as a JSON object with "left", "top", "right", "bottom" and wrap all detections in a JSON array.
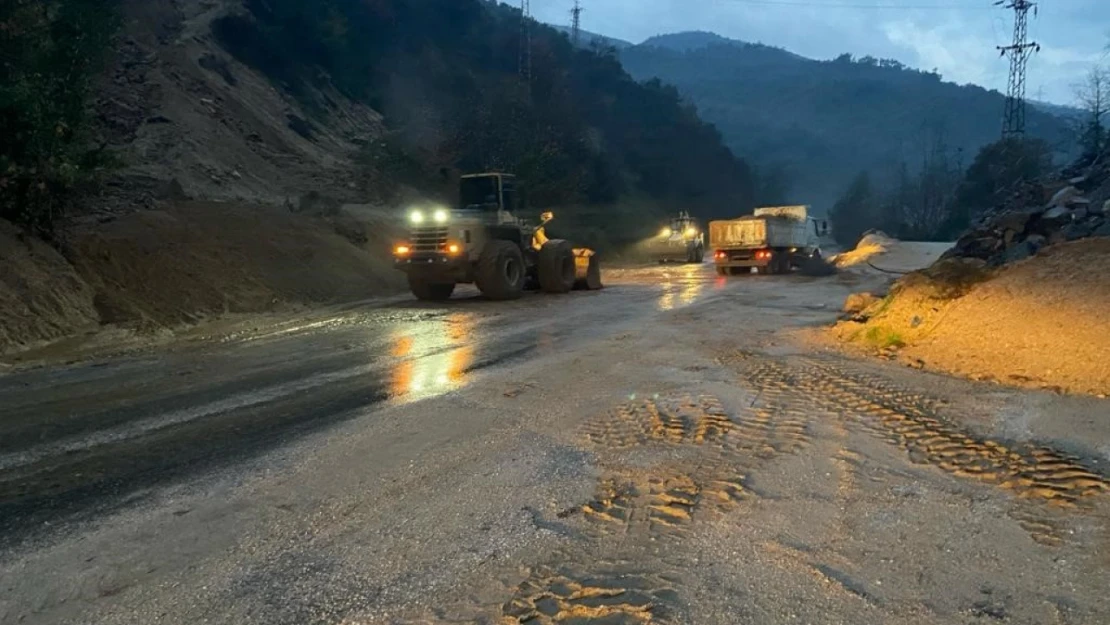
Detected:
[
  {"left": 392, "top": 173, "right": 603, "bottom": 301},
  {"left": 646, "top": 211, "right": 705, "bottom": 263}
]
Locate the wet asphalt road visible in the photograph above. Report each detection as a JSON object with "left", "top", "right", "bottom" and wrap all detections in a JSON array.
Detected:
[{"left": 0, "top": 264, "right": 722, "bottom": 550}]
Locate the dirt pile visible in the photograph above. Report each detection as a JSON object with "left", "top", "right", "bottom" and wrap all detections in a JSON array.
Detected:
[
  {"left": 0, "top": 204, "right": 404, "bottom": 360},
  {"left": 0, "top": 224, "right": 100, "bottom": 356},
  {"left": 832, "top": 238, "right": 1110, "bottom": 396},
  {"left": 942, "top": 163, "right": 1110, "bottom": 267}
]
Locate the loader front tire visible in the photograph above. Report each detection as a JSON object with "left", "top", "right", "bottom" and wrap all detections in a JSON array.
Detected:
[
  {"left": 538, "top": 239, "right": 576, "bottom": 294},
  {"left": 408, "top": 276, "right": 455, "bottom": 301},
  {"left": 476, "top": 240, "right": 525, "bottom": 301}
]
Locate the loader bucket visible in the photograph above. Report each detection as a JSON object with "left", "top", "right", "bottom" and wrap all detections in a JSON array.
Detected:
[{"left": 572, "top": 248, "right": 603, "bottom": 290}]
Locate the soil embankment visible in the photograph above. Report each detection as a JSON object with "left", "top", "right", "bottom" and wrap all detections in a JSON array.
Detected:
[
  {"left": 829, "top": 237, "right": 1110, "bottom": 396},
  {"left": 0, "top": 204, "right": 403, "bottom": 360}
]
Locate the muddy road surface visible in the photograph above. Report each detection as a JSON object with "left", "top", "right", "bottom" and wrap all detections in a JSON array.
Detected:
[{"left": 2, "top": 262, "right": 1109, "bottom": 624}]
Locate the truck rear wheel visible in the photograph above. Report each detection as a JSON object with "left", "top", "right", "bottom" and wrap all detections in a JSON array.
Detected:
[
  {"left": 408, "top": 276, "right": 455, "bottom": 301},
  {"left": 538, "top": 239, "right": 576, "bottom": 294},
  {"left": 476, "top": 240, "right": 525, "bottom": 300}
]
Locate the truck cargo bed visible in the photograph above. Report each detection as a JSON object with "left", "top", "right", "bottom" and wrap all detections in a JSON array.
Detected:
[{"left": 709, "top": 216, "right": 810, "bottom": 250}]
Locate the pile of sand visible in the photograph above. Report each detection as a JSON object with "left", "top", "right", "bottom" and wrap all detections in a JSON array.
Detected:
[
  {"left": 831, "top": 231, "right": 895, "bottom": 268},
  {"left": 831, "top": 238, "right": 1110, "bottom": 396}
]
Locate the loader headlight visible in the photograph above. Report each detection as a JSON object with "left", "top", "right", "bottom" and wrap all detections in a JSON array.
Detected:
[
  {"left": 684, "top": 227, "right": 697, "bottom": 238},
  {"left": 433, "top": 208, "right": 449, "bottom": 223},
  {"left": 660, "top": 227, "right": 672, "bottom": 237},
  {"left": 409, "top": 210, "right": 425, "bottom": 224}
]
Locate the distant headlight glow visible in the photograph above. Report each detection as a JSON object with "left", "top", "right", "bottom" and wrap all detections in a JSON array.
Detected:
[
  {"left": 433, "top": 208, "right": 449, "bottom": 223},
  {"left": 410, "top": 210, "right": 425, "bottom": 224},
  {"left": 660, "top": 227, "right": 672, "bottom": 237},
  {"left": 685, "top": 227, "right": 697, "bottom": 237}
]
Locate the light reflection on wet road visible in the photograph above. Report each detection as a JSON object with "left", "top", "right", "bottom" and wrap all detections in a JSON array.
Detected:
[{"left": 0, "top": 263, "right": 723, "bottom": 547}]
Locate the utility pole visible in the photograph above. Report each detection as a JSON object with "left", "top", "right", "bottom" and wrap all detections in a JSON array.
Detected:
[
  {"left": 571, "top": 0, "right": 583, "bottom": 45},
  {"left": 996, "top": 0, "right": 1040, "bottom": 137},
  {"left": 519, "top": 0, "right": 532, "bottom": 85}
]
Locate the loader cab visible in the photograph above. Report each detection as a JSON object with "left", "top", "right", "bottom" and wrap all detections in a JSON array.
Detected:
[{"left": 459, "top": 173, "right": 523, "bottom": 224}]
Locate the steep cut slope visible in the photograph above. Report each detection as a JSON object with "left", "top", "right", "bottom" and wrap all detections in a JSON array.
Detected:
[
  {"left": 619, "top": 33, "right": 1073, "bottom": 213},
  {"left": 209, "top": 1, "right": 759, "bottom": 224}
]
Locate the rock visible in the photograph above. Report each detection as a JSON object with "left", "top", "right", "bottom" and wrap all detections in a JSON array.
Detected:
[
  {"left": 1100, "top": 199, "right": 1110, "bottom": 215},
  {"left": 1027, "top": 234, "right": 1047, "bottom": 250},
  {"left": 1001, "top": 240, "right": 1036, "bottom": 263},
  {"left": 1048, "top": 186, "right": 1080, "bottom": 207},
  {"left": 843, "top": 292, "right": 879, "bottom": 314},
  {"left": 1042, "top": 205, "right": 1072, "bottom": 221},
  {"left": 1093, "top": 221, "right": 1110, "bottom": 238},
  {"left": 1066, "top": 196, "right": 1091, "bottom": 207},
  {"left": 1062, "top": 222, "right": 1094, "bottom": 241},
  {"left": 1069, "top": 175, "right": 1088, "bottom": 185},
  {"left": 994, "top": 209, "right": 1036, "bottom": 232}
]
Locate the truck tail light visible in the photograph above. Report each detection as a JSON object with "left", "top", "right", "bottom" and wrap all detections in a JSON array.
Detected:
[
  {"left": 394, "top": 244, "right": 411, "bottom": 256},
  {"left": 714, "top": 250, "right": 726, "bottom": 260}
]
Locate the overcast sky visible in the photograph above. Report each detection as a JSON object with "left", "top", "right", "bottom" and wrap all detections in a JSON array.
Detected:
[{"left": 531, "top": 0, "right": 1109, "bottom": 106}]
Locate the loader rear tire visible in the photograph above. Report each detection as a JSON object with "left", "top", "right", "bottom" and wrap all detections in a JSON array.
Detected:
[
  {"left": 475, "top": 240, "right": 525, "bottom": 301},
  {"left": 574, "top": 254, "right": 603, "bottom": 290},
  {"left": 408, "top": 276, "right": 455, "bottom": 301},
  {"left": 538, "top": 239, "right": 576, "bottom": 294}
]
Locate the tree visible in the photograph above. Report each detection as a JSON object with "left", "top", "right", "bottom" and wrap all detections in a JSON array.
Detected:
[
  {"left": 0, "top": 0, "right": 119, "bottom": 240},
  {"left": 1073, "top": 66, "right": 1109, "bottom": 165},
  {"left": 830, "top": 172, "right": 877, "bottom": 246}
]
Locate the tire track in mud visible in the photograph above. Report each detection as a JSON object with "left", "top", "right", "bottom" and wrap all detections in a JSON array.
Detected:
[
  {"left": 498, "top": 562, "right": 682, "bottom": 624},
  {"left": 718, "top": 350, "right": 1110, "bottom": 546},
  {"left": 575, "top": 392, "right": 814, "bottom": 543}
]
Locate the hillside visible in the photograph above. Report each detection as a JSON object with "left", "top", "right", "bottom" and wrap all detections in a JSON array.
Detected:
[
  {"left": 0, "top": 0, "right": 762, "bottom": 355},
  {"left": 619, "top": 32, "right": 1075, "bottom": 213}
]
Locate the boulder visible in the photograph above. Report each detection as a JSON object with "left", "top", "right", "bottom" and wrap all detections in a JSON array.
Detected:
[
  {"left": 1042, "top": 205, "right": 1073, "bottom": 221},
  {"left": 1000, "top": 240, "right": 1037, "bottom": 264},
  {"left": 1094, "top": 221, "right": 1110, "bottom": 238},
  {"left": 1062, "top": 222, "right": 1094, "bottom": 241},
  {"left": 1048, "top": 186, "right": 1080, "bottom": 208},
  {"left": 994, "top": 209, "right": 1037, "bottom": 233}
]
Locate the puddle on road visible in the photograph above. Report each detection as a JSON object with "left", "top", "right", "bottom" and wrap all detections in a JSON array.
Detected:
[
  {"left": 654, "top": 265, "right": 708, "bottom": 312},
  {"left": 387, "top": 313, "right": 476, "bottom": 400}
]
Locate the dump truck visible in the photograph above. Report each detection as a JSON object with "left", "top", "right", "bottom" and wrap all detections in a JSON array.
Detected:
[
  {"left": 645, "top": 211, "right": 705, "bottom": 263},
  {"left": 709, "top": 205, "right": 828, "bottom": 276},
  {"left": 392, "top": 172, "right": 603, "bottom": 301}
]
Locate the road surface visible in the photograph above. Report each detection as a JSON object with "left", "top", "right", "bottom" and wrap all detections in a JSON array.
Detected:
[{"left": 1, "top": 262, "right": 1108, "bottom": 624}]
